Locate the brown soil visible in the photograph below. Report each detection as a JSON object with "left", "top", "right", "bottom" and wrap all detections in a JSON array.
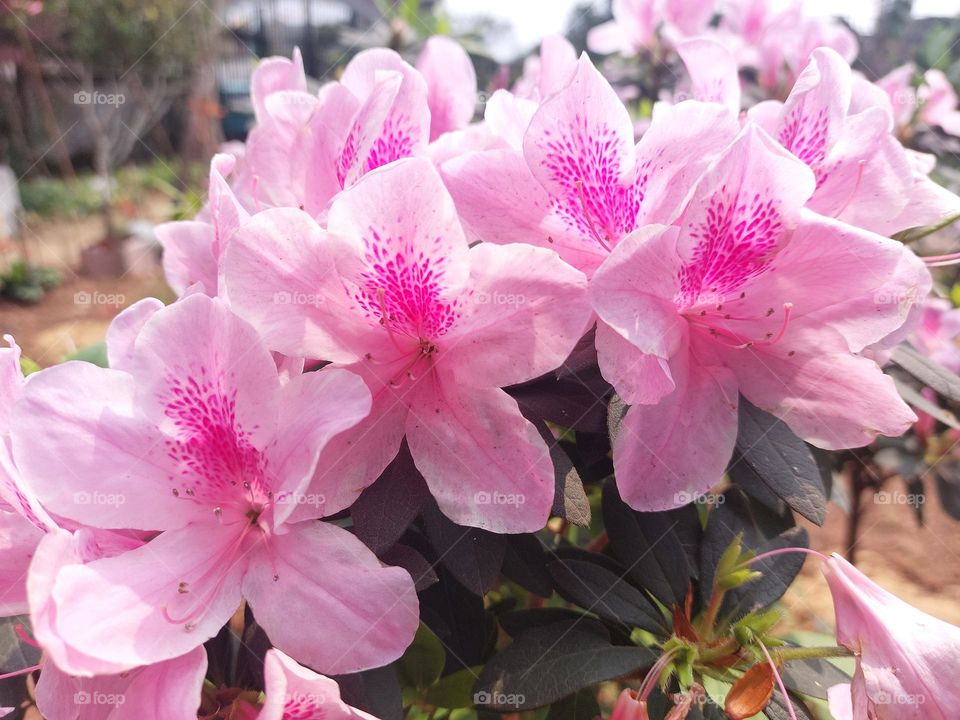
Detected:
[{"left": 784, "top": 489, "right": 960, "bottom": 632}]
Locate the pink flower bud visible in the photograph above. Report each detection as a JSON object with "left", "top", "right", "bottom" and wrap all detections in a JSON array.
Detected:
[{"left": 610, "top": 688, "right": 649, "bottom": 720}]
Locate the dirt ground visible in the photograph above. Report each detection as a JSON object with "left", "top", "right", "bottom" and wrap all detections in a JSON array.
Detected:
[{"left": 3, "top": 212, "right": 959, "bottom": 635}]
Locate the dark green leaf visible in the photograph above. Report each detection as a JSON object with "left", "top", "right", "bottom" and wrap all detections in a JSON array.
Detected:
[
  {"left": 336, "top": 665, "right": 403, "bottom": 720},
  {"left": 781, "top": 658, "right": 852, "bottom": 700},
  {"left": 764, "top": 690, "right": 816, "bottom": 720},
  {"left": 498, "top": 608, "right": 591, "bottom": 637},
  {"left": 351, "top": 441, "right": 430, "bottom": 554},
  {"left": 892, "top": 345, "right": 960, "bottom": 402},
  {"left": 730, "top": 399, "right": 826, "bottom": 525},
  {"left": 501, "top": 534, "right": 554, "bottom": 597},
  {"left": 547, "top": 556, "right": 667, "bottom": 634},
  {"left": 423, "top": 502, "right": 506, "bottom": 595},
  {"left": 379, "top": 543, "right": 438, "bottom": 592},
  {"left": 602, "top": 480, "right": 695, "bottom": 607},
  {"left": 474, "top": 619, "right": 656, "bottom": 710},
  {"left": 545, "top": 688, "right": 601, "bottom": 719}
]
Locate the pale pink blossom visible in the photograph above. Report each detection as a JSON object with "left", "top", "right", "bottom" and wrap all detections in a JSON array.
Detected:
[
  {"left": 587, "top": 0, "right": 715, "bottom": 56},
  {"left": 0, "top": 335, "right": 54, "bottom": 617},
  {"left": 590, "top": 125, "right": 929, "bottom": 510},
  {"left": 512, "top": 34, "right": 578, "bottom": 102},
  {"left": 259, "top": 648, "right": 379, "bottom": 720},
  {"left": 11, "top": 295, "right": 417, "bottom": 673},
  {"left": 155, "top": 153, "right": 248, "bottom": 296},
  {"left": 920, "top": 69, "right": 960, "bottom": 137},
  {"left": 675, "top": 37, "right": 741, "bottom": 114},
  {"left": 417, "top": 36, "right": 478, "bottom": 140},
  {"left": 750, "top": 48, "right": 960, "bottom": 236},
  {"left": 223, "top": 158, "right": 591, "bottom": 532},
  {"left": 443, "top": 54, "right": 739, "bottom": 276},
  {"left": 823, "top": 553, "right": 960, "bottom": 719},
  {"left": 873, "top": 63, "right": 917, "bottom": 128},
  {"left": 35, "top": 644, "right": 207, "bottom": 720},
  {"left": 911, "top": 297, "right": 960, "bottom": 373}
]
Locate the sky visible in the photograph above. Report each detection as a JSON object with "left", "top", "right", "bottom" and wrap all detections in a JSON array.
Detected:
[{"left": 443, "top": 0, "right": 960, "bottom": 62}]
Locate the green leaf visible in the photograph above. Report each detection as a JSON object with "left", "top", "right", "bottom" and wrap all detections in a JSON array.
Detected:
[
  {"left": 398, "top": 623, "right": 446, "bottom": 691},
  {"left": 65, "top": 341, "right": 109, "bottom": 368},
  {"left": 474, "top": 619, "right": 657, "bottom": 710},
  {"left": 892, "top": 345, "right": 960, "bottom": 403},
  {"left": 424, "top": 667, "right": 482, "bottom": 709},
  {"left": 545, "top": 688, "right": 601, "bottom": 719},
  {"left": 19, "top": 356, "right": 41, "bottom": 376}
]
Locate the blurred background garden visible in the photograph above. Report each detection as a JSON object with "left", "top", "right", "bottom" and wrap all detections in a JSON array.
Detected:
[{"left": 2, "top": 0, "right": 960, "bottom": 669}]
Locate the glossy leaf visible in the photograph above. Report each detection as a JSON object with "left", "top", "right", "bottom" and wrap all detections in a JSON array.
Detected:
[{"left": 473, "top": 619, "right": 656, "bottom": 710}]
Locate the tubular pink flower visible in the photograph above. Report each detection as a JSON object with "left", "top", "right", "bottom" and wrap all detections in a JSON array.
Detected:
[{"left": 823, "top": 553, "right": 960, "bottom": 719}]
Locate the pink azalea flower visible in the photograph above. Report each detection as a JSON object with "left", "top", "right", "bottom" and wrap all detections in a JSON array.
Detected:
[
  {"left": 512, "top": 34, "right": 578, "bottom": 102},
  {"left": 0, "top": 508, "right": 43, "bottom": 616},
  {"left": 873, "top": 63, "right": 918, "bottom": 129},
  {"left": 35, "top": 644, "right": 207, "bottom": 720},
  {"left": 283, "top": 48, "right": 429, "bottom": 216},
  {"left": 416, "top": 36, "right": 478, "bottom": 141},
  {"left": 11, "top": 295, "right": 418, "bottom": 673},
  {"left": 920, "top": 69, "right": 960, "bottom": 137},
  {"left": 750, "top": 47, "right": 960, "bottom": 236},
  {"left": 911, "top": 297, "right": 960, "bottom": 373},
  {"left": 222, "top": 158, "right": 591, "bottom": 532},
  {"left": 0, "top": 335, "right": 53, "bottom": 529},
  {"left": 155, "top": 153, "right": 248, "bottom": 296},
  {"left": 442, "top": 55, "right": 740, "bottom": 276},
  {"left": 823, "top": 553, "right": 960, "bottom": 719},
  {"left": 590, "top": 125, "right": 929, "bottom": 510},
  {"left": 259, "top": 648, "right": 379, "bottom": 720},
  {"left": 0, "top": 335, "right": 54, "bottom": 616},
  {"left": 587, "top": 0, "right": 714, "bottom": 55},
  {"left": 587, "top": 0, "right": 658, "bottom": 56},
  {"left": 675, "top": 37, "right": 741, "bottom": 114},
  {"left": 29, "top": 528, "right": 146, "bottom": 676},
  {"left": 827, "top": 683, "right": 854, "bottom": 720}
]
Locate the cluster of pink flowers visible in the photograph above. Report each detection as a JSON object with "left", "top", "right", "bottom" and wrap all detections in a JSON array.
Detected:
[
  {"left": 3, "top": 20, "right": 960, "bottom": 720},
  {"left": 588, "top": 0, "right": 858, "bottom": 91}
]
